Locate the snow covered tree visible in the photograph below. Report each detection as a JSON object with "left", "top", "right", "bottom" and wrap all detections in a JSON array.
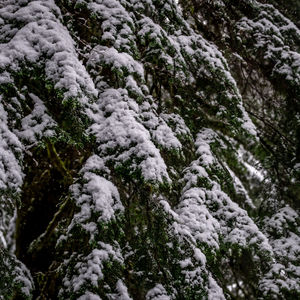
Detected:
[{"left": 0, "top": 0, "right": 299, "bottom": 299}]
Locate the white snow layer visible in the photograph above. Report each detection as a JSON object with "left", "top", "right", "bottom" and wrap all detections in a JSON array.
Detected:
[
  {"left": 88, "top": 88, "right": 171, "bottom": 183},
  {"left": 0, "top": 0, "right": 97, "bottom": 99}
]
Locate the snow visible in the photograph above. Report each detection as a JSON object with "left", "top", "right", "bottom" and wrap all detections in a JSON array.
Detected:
[
  {"left": 206, "top": 188, "right": 272, "bottom": 252},
  {"left": 224, "top": 162, "right": 256, "bottom": 209},
  {"left": 140, "top": 103, "right": 182, "bottom": 151},
  {"left": 0, "top": 102, "right": 23, "bottom": 191},
  {"left": 179, "top": 258, "right": 192, "bottom": 269},
  {"left": 158, "top": 125, "right": 274, "bottom": 297},
  {"left": 236, "top": 1, "right": 300, "bottom": 85},
  {"left": 69, "top": 168, "right": 124, "bottom": 236},
  {"left": 88, "top": 88, "right": 171, "bottom": 183},
  {"left": 78, "top": 292, "right": 102, "bottom": 300},
  {"left": 176, "top": 188, "right": 220, "bottom": 249},
  {"left": 80, "top": 154, "right": 110, "bottom": 175},
  {"left": 264, "top": 206, "right": 298, "bottom": 235},
  {"left": 88, "top": 46, "right": 144, "bottom": 80},
  {"left": 115, "top": 280, "right": 133, "bottom": 300},
  {"left": 259, "top": 262, "right": 299, "bottom": 297},
  {"left": 208, "top": 276, "right": 226, "bottom": 300},
  {"left": 160, "top": 113, "right": 191, "bottom": 139},
  {"left": 1, "top": 251, "right": 34, "bottom": 297},
  {"left": 1, "top": 0, "right": 299, "bottom": 298},
  {"left": 193, "top": 247, "right": 206, "bottom": 265},
  {"left": 174, "top": 127, "right": 273, "bottom": 259},
  {"left": 195, "top": 129, "right": 217, "bottom": 167},
  {"left": 146, "top": 284, "right": 171, "bottom": 300},
  {"left": 263, "top": 206, "right": 300, "bottom": 283},
  {"left": 16, "top": 93, "right": 56, "bottom": 143},
  {"left": 62, "top": 242, "right": 123, "bottom": 296},
  {"left": 85, "top": 0, "right": 137, "bottom": 54},
  {"left": 0, "top": 100, "right": 24, "bottom": 249},
  {"left": 0, "top": 0, "right": 97, "bottom": 100},
  {"left": 272, "top": 233, "right": 300, "bottom": 262},
  {"left": 0, "top": 231, "right": 7, "bottom": 248},
  {"left": 237, "top": 145, "right": 265, "bottom": 182},
  {"left": 238, "top": 103, "right": 257, "bottom": 136}
]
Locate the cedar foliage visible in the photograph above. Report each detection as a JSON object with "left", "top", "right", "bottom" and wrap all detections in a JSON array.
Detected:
[{"left": 0, "top": 0, "right": 299, "bottom": 299}]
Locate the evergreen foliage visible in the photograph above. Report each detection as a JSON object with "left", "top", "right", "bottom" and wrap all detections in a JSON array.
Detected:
[{"left": 0, "top": 0, "right": 299, "bottom": 299}]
